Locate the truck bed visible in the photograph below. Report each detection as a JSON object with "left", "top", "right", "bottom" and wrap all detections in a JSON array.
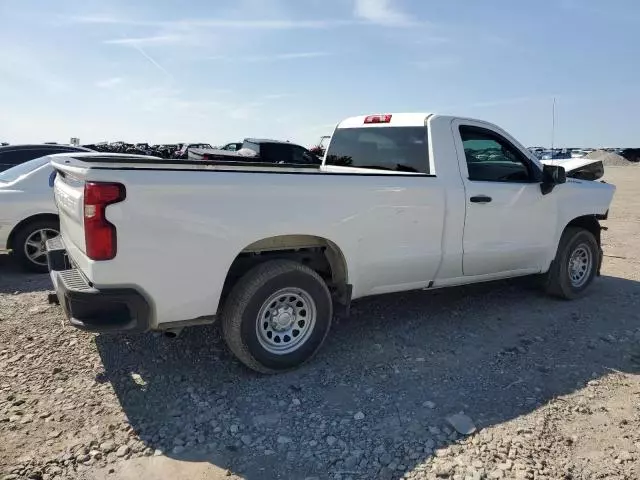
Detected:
[
  {"left": 51, "top": 153, "right": 446, "bottom": 328},
  {"left": 55, "top": 153, "right": 323, "bottom": 172}
]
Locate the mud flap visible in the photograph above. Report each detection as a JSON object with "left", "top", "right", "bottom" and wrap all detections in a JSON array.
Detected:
[{"left": 597, "top": 247, "right": 603, "bottom": 276}]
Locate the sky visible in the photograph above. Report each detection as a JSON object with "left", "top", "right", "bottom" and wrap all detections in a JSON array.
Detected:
[{"left": 1, "top": 0, "right": 639, "bottom": 148}]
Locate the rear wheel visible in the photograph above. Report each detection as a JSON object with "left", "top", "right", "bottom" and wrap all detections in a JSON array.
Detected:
[
  {"left": 12, "top": 218, "right": 60, "bottom": 273},
  {"left": 544, "top": 227, "right": 599, "bottom": 299},
  {"left": 220, "top": 260, "right": 333, "bottom": 374}
]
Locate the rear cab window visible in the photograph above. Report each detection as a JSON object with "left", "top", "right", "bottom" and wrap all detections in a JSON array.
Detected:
[{"left": 325, "top": 125, "right": 430, "bottom": 174}]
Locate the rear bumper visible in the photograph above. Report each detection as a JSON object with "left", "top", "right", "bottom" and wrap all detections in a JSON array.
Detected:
[{"left": 46, "top": 239, "right": 150, "bottom": 333}]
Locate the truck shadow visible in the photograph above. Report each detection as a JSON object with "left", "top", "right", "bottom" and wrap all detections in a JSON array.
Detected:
[
  {"left": 95, "top": 275, "right": 640, "bottom": 479},
  {"left": 0, "top": 254, "right": 53, "bottom": 294}
]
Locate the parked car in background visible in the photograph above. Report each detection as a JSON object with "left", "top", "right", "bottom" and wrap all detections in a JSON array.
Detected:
[
  {"left": 189, "top": 138, "right": 321, "bottom": 165},
  {"left": 0, "top": 157, "right": 60, "bottom": 272},
  {"left": 0, "top": 144, "right": 92, "bottom": 172},
  {"left": 152, "top": 144, "right": 180, "bottom": 158},
  {"left": 174, "top": 143, "right": 213, "bottom": 159},
  {"left": 309, "top": 135, "right": 331, "bottom": 157},
  {"left": 1, "top": 152, "right": 156, "bottom": 272},
  {"left": 47, "top": 113, "right": 614, "bottom": 373},
  {"left": 219, "top": 142, "right": 244, "bottom": 152},
  {"left": 621, "top": 148, "right": 640, "bottom": 163}
]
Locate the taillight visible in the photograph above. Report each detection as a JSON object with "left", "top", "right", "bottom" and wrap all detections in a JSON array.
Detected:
[
  {"left": 84, "top": 182, "right": 126, "bottom": 261},
  {"left": 364, "top": 114, "right": 392, "bottom": 124}
]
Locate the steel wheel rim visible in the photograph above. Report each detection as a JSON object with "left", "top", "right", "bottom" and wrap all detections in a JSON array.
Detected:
[
  {"left": 256, "top": 287, "right": 317, "bottom": 355},
  {"left": 568, "top": 243, "right": 592, "bottom": 288},
  {"left": 24, "top": 228, "right": 58, "bottom": 266}
]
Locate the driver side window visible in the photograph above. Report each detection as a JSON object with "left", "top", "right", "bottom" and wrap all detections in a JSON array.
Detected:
[{"left": 459, "top": 126, "right": 532, "bottom": 183}]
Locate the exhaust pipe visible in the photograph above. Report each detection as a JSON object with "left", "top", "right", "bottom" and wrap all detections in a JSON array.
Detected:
[{"left": 163, "top": 328, "right": 183, "bottom": 338}]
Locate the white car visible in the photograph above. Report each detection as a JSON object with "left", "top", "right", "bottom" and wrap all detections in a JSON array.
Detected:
[
  {"left": 47, "top": 113, "right": 615, "bottom": 373},
  {"left": 0, "top": 157, "right": 60, "bottom": 272}
]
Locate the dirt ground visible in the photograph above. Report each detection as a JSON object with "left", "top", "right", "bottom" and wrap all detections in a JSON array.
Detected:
[{"left": 1, "top": 167, "right": 639, "bottom": 480}]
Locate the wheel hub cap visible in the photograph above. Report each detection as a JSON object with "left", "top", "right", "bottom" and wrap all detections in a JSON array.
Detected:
[
  {"left": 568, "top": 244, "right": 592, "bottom": 288},
  {"left": 256, "top": 288, "right": 317, "bottom": 355},
  {"left": 272, "top": 307, "right": 295, "bottom": 331},
  {"left": 24, "top": 228, "right": 59, "bottom": 266}
]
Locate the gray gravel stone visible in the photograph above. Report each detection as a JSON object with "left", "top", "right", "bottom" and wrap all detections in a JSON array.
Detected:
[
  {"left": 446, "top": 413, "right": 477, "bottom": 435},
  {"left": 100, "top": 441, "right": 116, "bottom": 453},
  {"left": 115, "top": 445, "right": 130, "bottom": 458}
]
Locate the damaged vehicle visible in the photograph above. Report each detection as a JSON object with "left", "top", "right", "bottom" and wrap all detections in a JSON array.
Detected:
[
  {"left": 541, "top": 157, "right": 605, "bottom": 181},
  {"left": 46, "top": 113, "right": 615, "bottom": 373}
]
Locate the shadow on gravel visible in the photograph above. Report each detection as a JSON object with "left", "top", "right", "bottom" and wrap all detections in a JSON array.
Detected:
[
  {"left": 0, "top": 254, "right": 52, "bottom": 294},
  {"left": 96, "top": 275, "right": 640, "bottom": 479}
]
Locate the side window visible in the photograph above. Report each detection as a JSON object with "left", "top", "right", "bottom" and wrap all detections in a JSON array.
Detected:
[
  {"left": 459, "top": 126, "right": 533, "bottom": 183},
  {"left": 262, "top": 144, "right": 293, "bottom": 164},
  {"left": 0, "top": 150, "right": 45, "bottom": 169}
]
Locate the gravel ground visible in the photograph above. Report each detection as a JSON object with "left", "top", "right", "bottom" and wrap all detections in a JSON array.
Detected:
[{"left": 1, "top": 167, "right": 640, "bottom": 480}]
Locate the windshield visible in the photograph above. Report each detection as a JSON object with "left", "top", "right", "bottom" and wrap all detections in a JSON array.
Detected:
[
  {"left": 0, "top": 157, "right": 49, "bottom": 183},
  {"left": 325, "top": 127, "right": 430, "bottom": 173},
  {"left": 242, "top": 141, "right": 260, "bottom": 155}
]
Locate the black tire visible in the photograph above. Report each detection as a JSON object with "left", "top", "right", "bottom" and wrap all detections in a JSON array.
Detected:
[
  {"left": 544, "top": 227, "right": 599, "bottom": 299},
  {"left": 12, "top": 218, "right": 60, "bottom": 273},
  {"left": 220, "top": 259, "right": 333, "bottom": 374}
]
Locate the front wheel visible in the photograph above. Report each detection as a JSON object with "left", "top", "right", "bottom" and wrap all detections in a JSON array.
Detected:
[
  {"left": 220, "top": 260, "right": 333, "bottom": 374},
  {"left": 544, "top": 227, "right": 599, "bottom": 299},
  {"left": 13, "top": 218, "right": 60, "bottom": 273}
]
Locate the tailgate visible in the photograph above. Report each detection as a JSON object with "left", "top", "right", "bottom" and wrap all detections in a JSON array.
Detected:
[{"left": 52, "top": 166, "right": 88, "bottom": 270}]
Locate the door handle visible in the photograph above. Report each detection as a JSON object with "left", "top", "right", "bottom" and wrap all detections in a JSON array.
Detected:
[{"left": 470, "top": 195, "right": 492, "bottom": 203}]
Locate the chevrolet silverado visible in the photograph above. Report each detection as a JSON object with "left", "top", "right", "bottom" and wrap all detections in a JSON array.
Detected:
[{"left": 46, "top": 113, "right": 615, "bottom": 373}]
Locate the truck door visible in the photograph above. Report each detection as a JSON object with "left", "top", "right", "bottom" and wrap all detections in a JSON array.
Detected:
[{"left": 451, "top": 120, "right": 557, "bottom": 276}]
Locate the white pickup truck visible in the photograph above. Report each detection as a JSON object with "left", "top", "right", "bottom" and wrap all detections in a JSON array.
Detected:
[{"left": 47, "top": 113, "right": 615, "bottom": 373}]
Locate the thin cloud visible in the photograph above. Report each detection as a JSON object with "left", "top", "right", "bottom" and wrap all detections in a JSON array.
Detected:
[
  {"left": 130, "top": 44, "right": 173, "bottom": 79},
  {"left": 95, "top": 77, "right": 124, "bottom": 88},
  {"left": 353, "top": 0, "right": 415, "bottom": 26},
  {"left": 209, "top": 52, "right": 331, "bottom": 63},
  {"left": 67, "top": 15, "right": 355, "bottom": 29},
  {"left": 104, "top": 35, "right": 188, "bottom": 47},
  {"left": 180, "top": 19, "right": 355, "bottom": 29}
]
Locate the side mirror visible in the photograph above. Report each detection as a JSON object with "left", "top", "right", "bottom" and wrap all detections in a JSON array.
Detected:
[{"left": 540, "top": 164, "right": 566, "bottom": 194}]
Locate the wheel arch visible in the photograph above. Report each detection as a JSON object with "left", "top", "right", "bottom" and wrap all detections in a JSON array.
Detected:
[
  {"left": 564, "top": 214, "right": 602, "bottom": 246},
  {"left": 219, "top": 234, "right": 350, "bottom": 313},
  {"left": 6, "top": 213, "right": 59, "bottom": 250}
]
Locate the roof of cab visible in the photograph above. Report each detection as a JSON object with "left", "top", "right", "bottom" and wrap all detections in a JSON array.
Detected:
[{"left": 336, "top": 113, "right": 435, "bottom": 129}]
